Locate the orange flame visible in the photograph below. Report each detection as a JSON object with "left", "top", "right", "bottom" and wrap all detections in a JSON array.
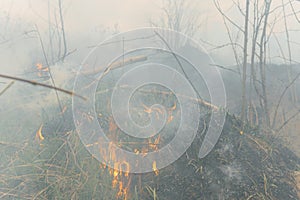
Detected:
[
  {"left": 117, "top": 181, "right": 123, "bottom": 197},
  {"left": 44, "top": 67, "right": 49, "bottom": 72},
  {"left": 134, "top": 149, "right": 140, "bottom": 154},
  {"left": 148, "top": 136, "right": 161, "bottom": 151},
  {"left": 154, "top": 136, "right": 160, "bottom": 146},
  {"left": 170, "top": 102, "right": 176, "bottom": 110},
  {"left": 113, "top": 162, "right": 120, "bottom": 177},
  {"left": 120, "top": 161, "right": 130, "bottom": 177},
  {"left": 167, "top": 115, "right": 174, "bottom": 123},
  {"left": 36, "top": 124, "right": 44, "bottom": 141},
  {"left": 167, "top": 102, "right": 177, "bottom": 123},
  {"left": 98, "top": 137, "right": 131, "bottom": 200},
  {"left": 36, "top": 62, "right": 49, "bottom": 77},
  {"left": 152, "top": 161, "right": 159, "bottom": 176},
  {"left": 143, "top": 104, "right": 152, "bottom": 114},
  {"left": 141, "top": 146, "right": 149, "bottom": 156},
  {"left": 36, "top": 63, "right": 43, "bottom": 70}
]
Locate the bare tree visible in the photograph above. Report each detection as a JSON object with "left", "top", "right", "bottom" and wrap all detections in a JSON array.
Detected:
[
  {"left": 46, "top": 0, "right": 68, "bottom": 64},
  {"left": 150, "top": 0, "right": 201, "bottom": 39},
  {"left": 241, "top": 0, "right": 250, "bottom": 124},
  {"left": 214, "top": 0, "right": 300, "bottom": 131}
]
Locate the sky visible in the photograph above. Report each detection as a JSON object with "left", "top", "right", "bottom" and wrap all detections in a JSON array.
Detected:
[{"left": 0, "top": 0, "right": 300, "bottom": 70}]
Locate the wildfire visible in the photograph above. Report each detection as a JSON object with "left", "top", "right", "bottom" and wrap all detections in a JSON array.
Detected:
[
  {"left": 35, "top": 124, "right": 45, "bottom": 145},
  {"left": 36, "top": 63, "right": 49, "bottom": 71},
  {"left": 170, "top": 102, "right": 176, "bottom": 111},
  {"left": 142, "top": 104, "right": 152, "bottom": 114},
  {"left": 167, "top": 115, "right": 174, "bottom": 123},
  {"left": 167, "top": 102, "right": 177, "bottom": 124},
  {"left": 36, "top": 63, "right": 43, "bottom": 70},
  {"left": 134, "top": 149, "right": 140, "bottom": 154},
  {"left": 111, "top": 161, "right": 131, "bottom": 200},
  {"left": 97, "top": 103, "right": 166, "bottom": 199},
  {"left": 36, "top": 63, "right": 49, "bottom": 77},
  {"left": 142, "top": 104, "right": 164, "bottom": 117},
  {"left": 98, "top": 138, "right": 131, "bottom": 200},
  {"left": 152, "top": 161, "right": 159, "bottom": 176},
  {"left": 148, "top": 135, "right": 161, "bottom": 151}
]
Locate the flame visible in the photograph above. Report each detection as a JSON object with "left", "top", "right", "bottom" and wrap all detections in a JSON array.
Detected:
[
  {"left": 152, "top": 161, "right": 159, "bottom": 176},
  {"left": 134, "top": 149, "right": 140, "bottom": 154},
  {"left": 36, "top": 63, "right": 43, "bottom": 70},
  {"left": 166, "top": 102, "right": 177, "bottom": 123},
  {"left": 36, "top": 124, "right": 44, "bottom": 141},
  {"left": 148, "top": 136, "right": 161, "bottom": 151},
  {"left": 141, "top": 146, "right": 149, "bottom": 156},
  {"left": 96, "top": 103, "right": 171, "bottom": 199},
  {"left": 36, "top": 63, "right": 49, "bottom": 75},
  {"left": 99, "top": 163, "right": 106, "bottom": 169},
  {"left": 167, "top": 115, "right": 174, "bottom": 123},
  {"left": 86, "top": 142, "right": 99, "bottom": 147},
  {"left": 120, "top": 161, "right": 130, "bottom": 177},
  {"left": 170, "top": 102, "right": 176, "bottom": 110},
  {"left": 98, "top": 138, "right": 131, "bottom": 200},
  {"left": 143, "top": 104, "right": 152, "bottom": 114},
  {"left": 112, "top": 178, "right": 118, "bottom": 188},
  {"left": 113, "top": 162, "right": 120, "bottom": 177},
  {"left": 117, "top": 181, "right": 123, "bottom": 197},
  {"left": 111, "top": 161, "right": 131, "bottom": 199},
  {"left": 154, "top": 136, "right": 160, "bottom": 146}
]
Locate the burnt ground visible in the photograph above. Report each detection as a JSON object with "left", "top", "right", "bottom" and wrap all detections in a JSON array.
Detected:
[
  {"left": 0, "top": 101, "right": 299, "bottom": 200},
  {"left": 138, "top": 113, "right": 300, "bottom": 199}
]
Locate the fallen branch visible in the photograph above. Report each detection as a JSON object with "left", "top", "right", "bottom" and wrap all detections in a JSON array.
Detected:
[
  {"left": 96, "top": 84, "right": 219, "bottom": 110},
  {"left": 81, "top": 55, "right": 148, "bottom": 76},
  {"left": 0, "top": 74, "right": 86, "bottom": 100}
]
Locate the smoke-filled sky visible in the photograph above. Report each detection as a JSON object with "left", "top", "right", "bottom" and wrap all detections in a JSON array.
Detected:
[
  {"left": 0, "top": 0, "right": 300, "bottom": 71},
  {"left": 0, "top": 0, "right": 300, "bottom": 156}
]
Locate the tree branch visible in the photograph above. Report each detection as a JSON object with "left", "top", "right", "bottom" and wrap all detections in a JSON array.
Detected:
[{"left": 0, "top": 74, "right": 86, "bottom": 100}]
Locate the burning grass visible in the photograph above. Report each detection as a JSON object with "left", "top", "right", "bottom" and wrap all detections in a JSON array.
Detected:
[{"left": 0, "top": 95, "right": 299, "bottom": 199}]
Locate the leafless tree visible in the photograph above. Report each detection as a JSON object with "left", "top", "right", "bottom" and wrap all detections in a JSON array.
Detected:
[
  {"left": 150, "top": 0, "right": 201, "bottom": 48},
  {"left": 241, "top": 0, "right": 250, "bottom": 124},
  {"left": 214, "top": 0, "right": 300, "bottom": 131}
]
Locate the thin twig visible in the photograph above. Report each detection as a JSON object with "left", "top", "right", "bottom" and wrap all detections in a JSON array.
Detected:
[
  {"left": 214, "top": 0, "right": 244, "bottom": 32},
  {"left": 0, "top": 81, "right": 14, "bottom": 96},
  {"left": 272, "top": 70, "right": 300, "bottom": 128},
  {"left": 58, "top": 0, "right": 67, "bottom": 61},
  {"left": 276, "top": 109, "right": 300, "bottom": 132},
  {"left": 35, "top": 24, "right": 65, "bottom": 113},
  {"left": 153, "top": 30, "right": 208, "bottom": 106}
]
